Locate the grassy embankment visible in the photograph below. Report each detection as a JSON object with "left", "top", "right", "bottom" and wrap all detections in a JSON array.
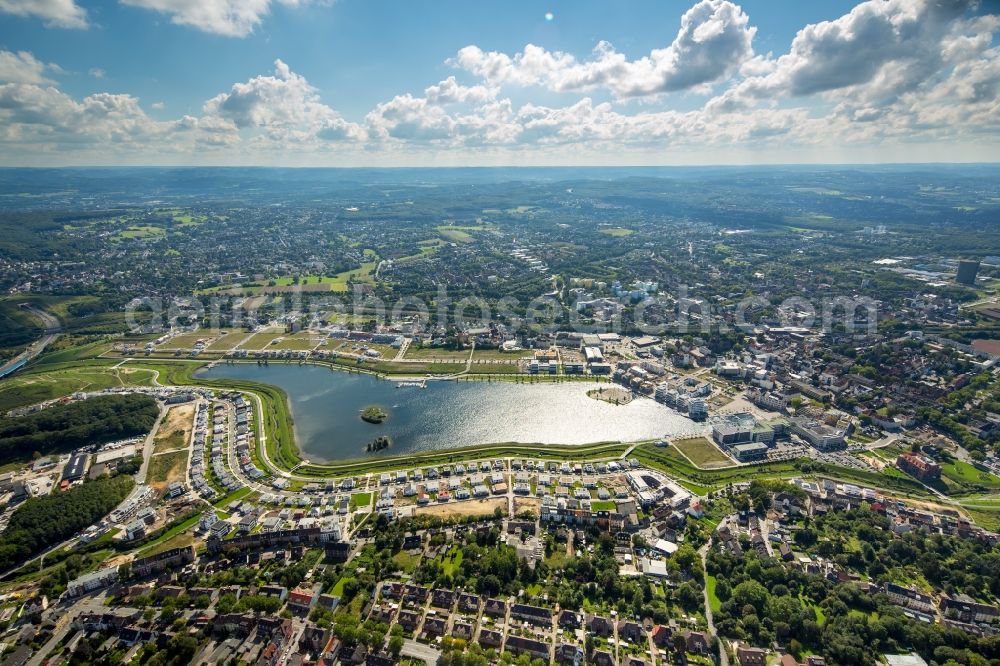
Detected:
[
  {"left": 294, "top": 441, "right": 633, "bottom": 478},
  {"left": 633, "top": 443, "right": 934, "bottom": 499}
]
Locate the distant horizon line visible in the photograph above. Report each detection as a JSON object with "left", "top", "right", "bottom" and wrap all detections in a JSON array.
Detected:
[{"left": 1, "top": 161, "right": 999, "bottom": 170}]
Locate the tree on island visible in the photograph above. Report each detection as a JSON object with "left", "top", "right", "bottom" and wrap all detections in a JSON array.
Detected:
[{"left": 360, "top": 406, "right": 388, "bottom": 424}]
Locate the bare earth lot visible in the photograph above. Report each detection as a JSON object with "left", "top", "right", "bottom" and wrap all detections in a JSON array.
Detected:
[
  {"left": 415, "top": 498, "right": 506, "bottom": 519},
  {"left": 152, "top": 403, "right": 195, "bottom": 454},
  {"left": 513, "top": 497, "right": 540, "bottom": 514},
  {"left": 146, "top": 450, "right": 188, "bottom": 493}
]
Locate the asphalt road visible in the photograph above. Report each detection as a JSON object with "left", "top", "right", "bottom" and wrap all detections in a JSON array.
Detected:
[
  {"left": 401, "top": 638, "right": 441, "bottom": 663},
  {"left": 0, "top": 305, "right": 61, "bottom": 379}
]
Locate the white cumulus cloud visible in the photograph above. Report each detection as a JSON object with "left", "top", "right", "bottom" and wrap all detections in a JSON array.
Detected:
[
  {"left": 1, "top": 0, "right": 999, "bottom": 164},
  {"left": 706, "top": 0, "right": 986, "bottom": 113},
  {"left": 452, "top": 0, "right": 755, "bottom": 97},
  {"left": 0, "top": 0, "right": 87, "bottom": 28},
  {"left": 0, "top": 50, "right": 54, "bottom": 85},
  {"left": 120, "top": 0, "right": 313, "bottom": 37},
  {"left": 203, "top": 59, "right": 364, "bottom": 141}
]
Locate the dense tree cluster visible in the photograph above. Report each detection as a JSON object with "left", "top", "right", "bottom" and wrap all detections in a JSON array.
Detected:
[
  {"left": 438, "top": 638, "right": 517, "bottom": 666},
  {"left": 329, "top": 615, "right": 391, "bottom": 650},
  {"left": 0, "top": 475, "right": 134, "bottom": 571},
  {"left": 0, "top": 393, "right": 159, "bottom": 463},
  {"left": 807, "top": 509, "right": 1000, "bottom": 601},
  {"left": 132, "top": 632, "right": 200, "bottom": 666},
  {"left": 921, "top": 373, "right": 1000, "bottom": 455},
  {"left": 707, "top": 507, "right": 1000, "bottom": 665}
]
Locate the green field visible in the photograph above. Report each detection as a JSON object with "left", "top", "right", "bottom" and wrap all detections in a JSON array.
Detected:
[
  {"left": 351, "top": 491, "right": 373, "bottom": 508},
  {"left": 197, "top": 250, "right": 380, "bottom": 295},
  {"left": 171, "top": 213, "right": 208, "bottom": 226},
  {"left": 0, "top": 361, "right": 156, "bottom": 412},
  {"left": 471, "top": 348, "right": 528, "bottom": 361},
  {"left": 598, "top": 227, "right": 634, "bottom": 237},
  {"left": 240, "top": 329, "right": 290, "bottom": 350},
  {"left": 118, "top": 225, "right": 166, "bottom": 240},
  {"left": 404, "top": 345, "right": 471, "bottom": 360},
  {"left": 205, "top": 330, "right": 248, "bottom": 351},
  {"left": 331, "top": 575, "right": 355, "bottom": 596},
  {"left": 392, "top": 551, "right": 420, "bottom": 573},
  {"left": 396, "top": 239, "right": 443, "bottom": 264},
  {"left": 438, "top": 225, "right": 487, "bottom": 243},
  {"left": 266, "top": 269, "right": 379, "bottom": 292},
  {"left": 465, "top": 363, "right": 521, "bottom": 374},
  {"left": 941, "top": 459, "right": 1000, "bottom": 491},
  {"left": 269, "top": 334, "right": 323, "bottom": 351},
  {"left": 157, "top": 330, "right": 233, "bottom": 350},
  {"left": 672, "top": 436, "right": 733, "bottom": 468},
  {"left": 152, "top": 428, "right": 186, "bottom": 454},
  {"left": 34, "top": 338, "right": 118, "bottom": 366}
]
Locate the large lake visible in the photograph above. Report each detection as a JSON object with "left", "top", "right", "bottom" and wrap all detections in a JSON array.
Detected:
[{"left": 196, "top": 363, "right": 708, "bottom": 462}]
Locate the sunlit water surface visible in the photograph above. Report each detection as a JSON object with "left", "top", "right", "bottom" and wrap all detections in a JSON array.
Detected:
[{"left": 197, "top": 363, "right": 708, "bottom": 462}]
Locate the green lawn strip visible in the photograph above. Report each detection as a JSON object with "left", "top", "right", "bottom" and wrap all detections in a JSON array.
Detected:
[
  {"left": 214, "top": 487, "right": 254, "bottom": 507},
  {"left": 294, "top": 441, "right": 631, "bottom": 478},
  {"left": 813, "top": 602, "right": 826, "bottom": 626},
  {"left": 329, "top": 356, "right": 466, "bottom": 375},
  {"left": 7, "top": 548, "right": 115, "bottom": 585},
  {"left": 705, "top": 576, "right": 721, "bottom": 613},
  {"left": 403, "top": 345, "right": 472, "bottom": 360}
]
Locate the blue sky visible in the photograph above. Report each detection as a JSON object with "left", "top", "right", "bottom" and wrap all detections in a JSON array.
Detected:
[{"left": 0, "top": 0, "right": 997, "bottom": 165}]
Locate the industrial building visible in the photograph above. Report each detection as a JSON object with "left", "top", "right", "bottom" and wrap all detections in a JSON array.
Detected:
[
  {"left": 62, "top": 452, "right": 89, "bottom": 482},
  {"left": 790, "top": 417, "right": 848, "bottom": 451},
  {"left": 956, "top": 259, "right": 980, "bottom": 286}
]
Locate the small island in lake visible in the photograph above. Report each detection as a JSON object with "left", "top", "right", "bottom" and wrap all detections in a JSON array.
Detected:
[
  {"left": 360, "top": 405, "right": 388, "bottom": 424},
  {"left": 366, "top": 435, "right": 391, "bottom": 452},
  {"left": 587, "top": 387, "right": 633, "bottom": 405}
]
